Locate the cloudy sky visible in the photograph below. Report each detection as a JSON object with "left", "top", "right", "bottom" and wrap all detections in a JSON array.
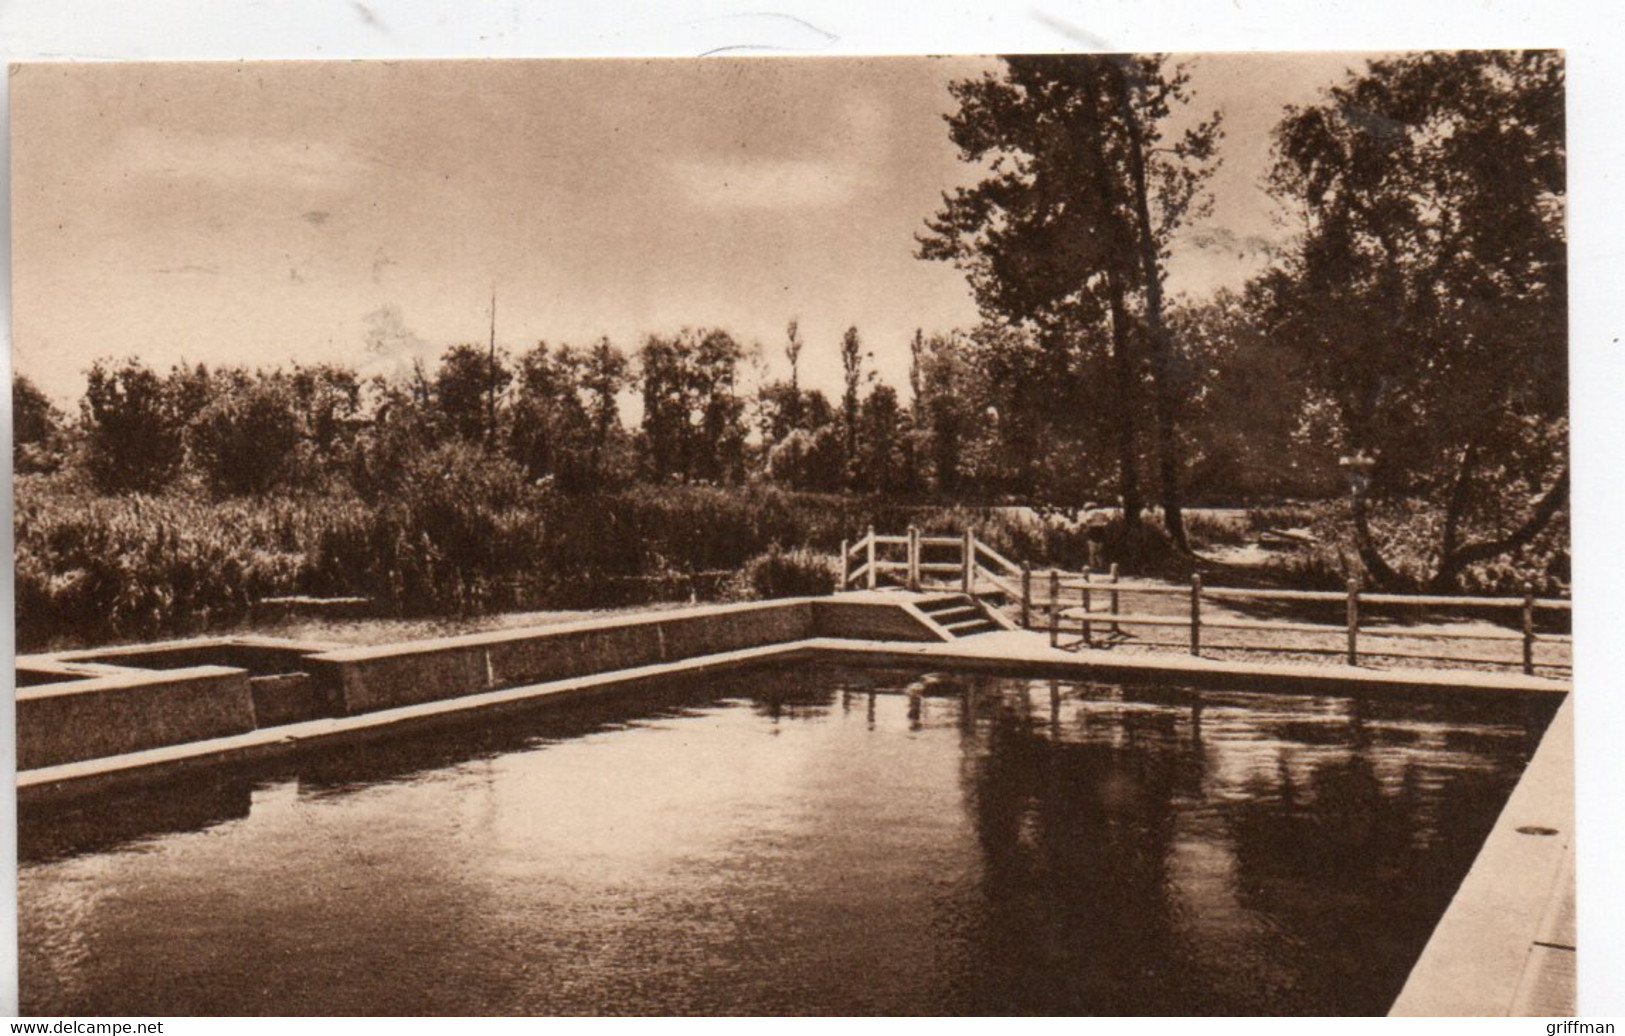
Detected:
[{"left": 11, "top": 53, "right": 1377, "bottom": 404}]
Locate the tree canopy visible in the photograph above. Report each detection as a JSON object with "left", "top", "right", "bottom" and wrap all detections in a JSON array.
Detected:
[
  {"left": 919, "top": 54, "right": 1221, "bottom": 546},
  {"left": 1256, "top": 49, "right": 1566, "bottom": 589}
]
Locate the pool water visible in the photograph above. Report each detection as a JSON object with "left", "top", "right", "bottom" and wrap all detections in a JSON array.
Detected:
[{"left": 17, "top": 665, "right": 1554, "bottom": 1016}]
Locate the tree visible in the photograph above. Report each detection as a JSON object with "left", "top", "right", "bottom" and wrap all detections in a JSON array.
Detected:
[
  {"left": 783, "top": 319, "right": 805, "bottom": 431},
  {"left": 506, "top": 337, "right": 628, "bottom": 490},
  {"left": 289, "top": 362, "right": 363, "bottom": 475},
  {"left": 1167, "top": 291, "right": 1330, "bottom": 500},
  {"left": 920, "top": 55, "right": 1220, "bottom": 545},
  {"left": 576, "top": 337, "right": 631, "bottom": 486},
  {"left": 838, "top": 325, "right": 868, "bottom": 480},
  {"left": 854, "top": 383, "right": 907, "bottom": 492},
  {"left": 434, "top": 343, "right": 511, "bottom": 446},
  {"left": 765, "top": 424, "right": 844, "bottom": 492},
  {"left": 509, "top": 342, "right": 591, "bottom": 488},
  {"left": 80, "top": 359, "right": 190, "bottom": 493},
  {"left": 908, "top": 328, "right": 926, "bottom": 414},
  {"left": 189, "top": 369, "right": 304, "bottom": 495},
  {"left": 13, "top": 374, "right": 64, "bottom": 473},
  {"left": 348, "top": 371, "right": 442, "bottom": 503},
  {"left": 913, "top": 331, "right": 981, "bottom": 495},
  {"left": 754, "top": 381, "right": 802, "bottom": 446},
  {"left": 637, "top": 328, "right": 747, "bottom": 484},
  {"left": 1258, "top": 50, "right": 1566, "bottom": 590},
  {"left": 966, "top": 321, "right": 1060, "bottom": 499}
]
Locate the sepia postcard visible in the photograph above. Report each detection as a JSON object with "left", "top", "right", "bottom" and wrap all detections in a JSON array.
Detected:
[{"left": 5, "top": 33, "right": 1608, "bottom": 1021}]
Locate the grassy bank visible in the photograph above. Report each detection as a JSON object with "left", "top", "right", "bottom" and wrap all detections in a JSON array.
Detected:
[{"left": 13, "top": 474, "right": 1129, "bottom": 651}]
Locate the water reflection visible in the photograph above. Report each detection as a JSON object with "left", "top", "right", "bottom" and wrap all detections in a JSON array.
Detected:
[
  {"left": 952, "top": 681, "right": 1206, "bottom": 1015},
  {"left": 18, "top": 666, "right": 1551, "bottom": 1016},
  {"left": 19, "top": 776, "right": 253, "bottom": 864}
]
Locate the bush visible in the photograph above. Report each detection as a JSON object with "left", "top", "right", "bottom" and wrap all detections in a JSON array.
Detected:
[
  {"left": 543, "top": 484, "right": 875, "bottom": 579},
  {"left": 737, "top": 546, "right": 838, "bottom": 599},
  {"left": 1243, "top": 498, "right": 1570, "bottom": 595},
  {"left": 364, "top": 440, "right": 551, "bottom": 614},
  {"left": 189, "top": 373, "right": 303, "bottom": 495},
  {"left": 14, "top": 474, "right": 312, "bottom": 648}
]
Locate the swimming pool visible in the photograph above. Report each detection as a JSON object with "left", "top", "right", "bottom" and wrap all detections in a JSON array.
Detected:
[{"left": 18, "top": 664, "right": 1554, "bottom": 1015}]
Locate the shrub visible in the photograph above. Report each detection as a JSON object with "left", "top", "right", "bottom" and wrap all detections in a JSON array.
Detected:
[
  {"left": 13, "top": 474, "right": 311, "bottom": 647},
  {"left": 738, "top": 546, "right": 838, "bottom": 599},
  {"left": 365, "top": 440, "right": 551, "bottom": 614},
  {"left": 1242, "top": 498, "right": 1570, "bottom": 595}
]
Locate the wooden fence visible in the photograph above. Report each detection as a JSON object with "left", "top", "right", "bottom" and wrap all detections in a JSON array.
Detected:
[
  {"left": 840, "top": 525, "right": 1026, "bottom": 600},
  {"left": 839, "top": 526, "right": 1572, "bottom": 676}
]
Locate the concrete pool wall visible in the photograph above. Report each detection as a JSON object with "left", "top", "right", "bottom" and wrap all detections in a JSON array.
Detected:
[
  {"left": 316, "top": 596, "right": 948, "bottom": 715},
  {"left": 17, "top": 591, "right": 1568, "bottom": 776},
  {"left": 15, "top": 594, "right": 954, "bottom": 769},
  {"left": 17, "top": 665, "right": 258, "bottom": 770}
]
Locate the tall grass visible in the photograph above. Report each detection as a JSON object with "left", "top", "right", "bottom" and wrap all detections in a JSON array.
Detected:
[
  {"left": 15, "top": 474, "right": 329, "bottom": 647},
  {"left": 14, "top": 475, "right": 901, "bottom": 649}
]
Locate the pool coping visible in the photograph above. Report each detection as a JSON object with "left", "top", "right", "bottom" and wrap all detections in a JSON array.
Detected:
[
  {"left": 1389, "top": 690, "right": 1576, "bottom": 1016},
  {"left": 19, "top": 630, "right": 1568, "bottom": 801},
  {"left": 799, "top": 632, "right": 1571, "bottom": 698},
  {"left": 16, "top": 639, "right": 811, "bottom": 801}
]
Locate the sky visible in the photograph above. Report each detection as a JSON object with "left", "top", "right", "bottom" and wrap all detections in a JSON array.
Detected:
[{"left": 11, "top": 52, "right": 1379, "bottom": 405}]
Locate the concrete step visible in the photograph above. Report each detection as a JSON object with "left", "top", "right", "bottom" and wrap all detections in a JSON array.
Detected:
[
  {"left": 941, "top": 618, "right": 999, "bottom": 637},
  {"left": 915, "top": 594, "right": 973, "bottom": 613},
  {"left": 912, "top": 592, "right": 1002, "bottom": 637}
]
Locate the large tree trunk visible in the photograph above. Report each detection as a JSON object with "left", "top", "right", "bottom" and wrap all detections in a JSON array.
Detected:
[
  {"left": 1348, "top": 490, "right": 1408, "bottom": 589},
  {"left": 1105, "top": 270, "right": 1143, "bottom": 530},
  {"left": 1428, "top": 468, "right": 1569, "bottom": 591},
  {"left": 1076, "top": 73, "right": 1144, "bottom": 536},
  {"left": 1345, "top": 457, "right": 1567, "bottom": 592},
  {"left": 1115, "top": 76, "right": 1188, "bottom": 552}
]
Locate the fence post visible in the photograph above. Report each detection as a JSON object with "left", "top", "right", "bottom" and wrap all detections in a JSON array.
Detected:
[
  {"left": 1081, "top": 569, "right": 1093, "bottom": 648},
  {"left": 1346, "top": 577, "right": 1360, "bottom": 666},
  {"left": 962, "top": 528, "right": 974, "bottom": 594},
  {"left": 1049, "top": 570, "right": 1060, "bottom": 648},
  {"left": 866, "top": 525, "right": 877, "bottom": 590},
  {"left": 1189, "top": 574, "right": 1202, "bottom": 657},
  {"left": 1020, "top": 563, "right": 1032, "bottom": 630},
  {"left": 1522, "top": 582, "right": 1536, "bottom": 676},
  {"left": 907, "top": 525, "right": 921, "bottom": 591},
  {"left": 839, "top": 538, "right": 849, "bottom": 590},
  {"left": 1109, "top": 563, "right": 1120, "bottom": 636}
]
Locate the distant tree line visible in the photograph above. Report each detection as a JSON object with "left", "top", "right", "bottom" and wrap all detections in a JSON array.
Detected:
[{"left": 13, "top": 303, "right": 1339, "bottom": 514}]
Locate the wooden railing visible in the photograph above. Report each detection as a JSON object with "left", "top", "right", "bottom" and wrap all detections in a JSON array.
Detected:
[
  {"left": 1030, "top": 570, "right": 1570, "bottom": 676},
  {"left": 840, "top": 525, "right": 1024, "bottom": 600},
  {"left": 838, "top": 528, "right": 1572, "bottom": 676}
]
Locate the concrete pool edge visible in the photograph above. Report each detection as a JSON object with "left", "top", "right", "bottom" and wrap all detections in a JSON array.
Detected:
[
  {"left": 19, "top": 624, "right": 1569, "bottom": 801},
  {"left": 1389, "top": 691, "right": 1576, "bottom": 1016},
  {"left": 16, "top": 639, "right": 815, "bottom": 801},
  {"left": 797, "top": 632, "right": 1571, "bottom": 698}
]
